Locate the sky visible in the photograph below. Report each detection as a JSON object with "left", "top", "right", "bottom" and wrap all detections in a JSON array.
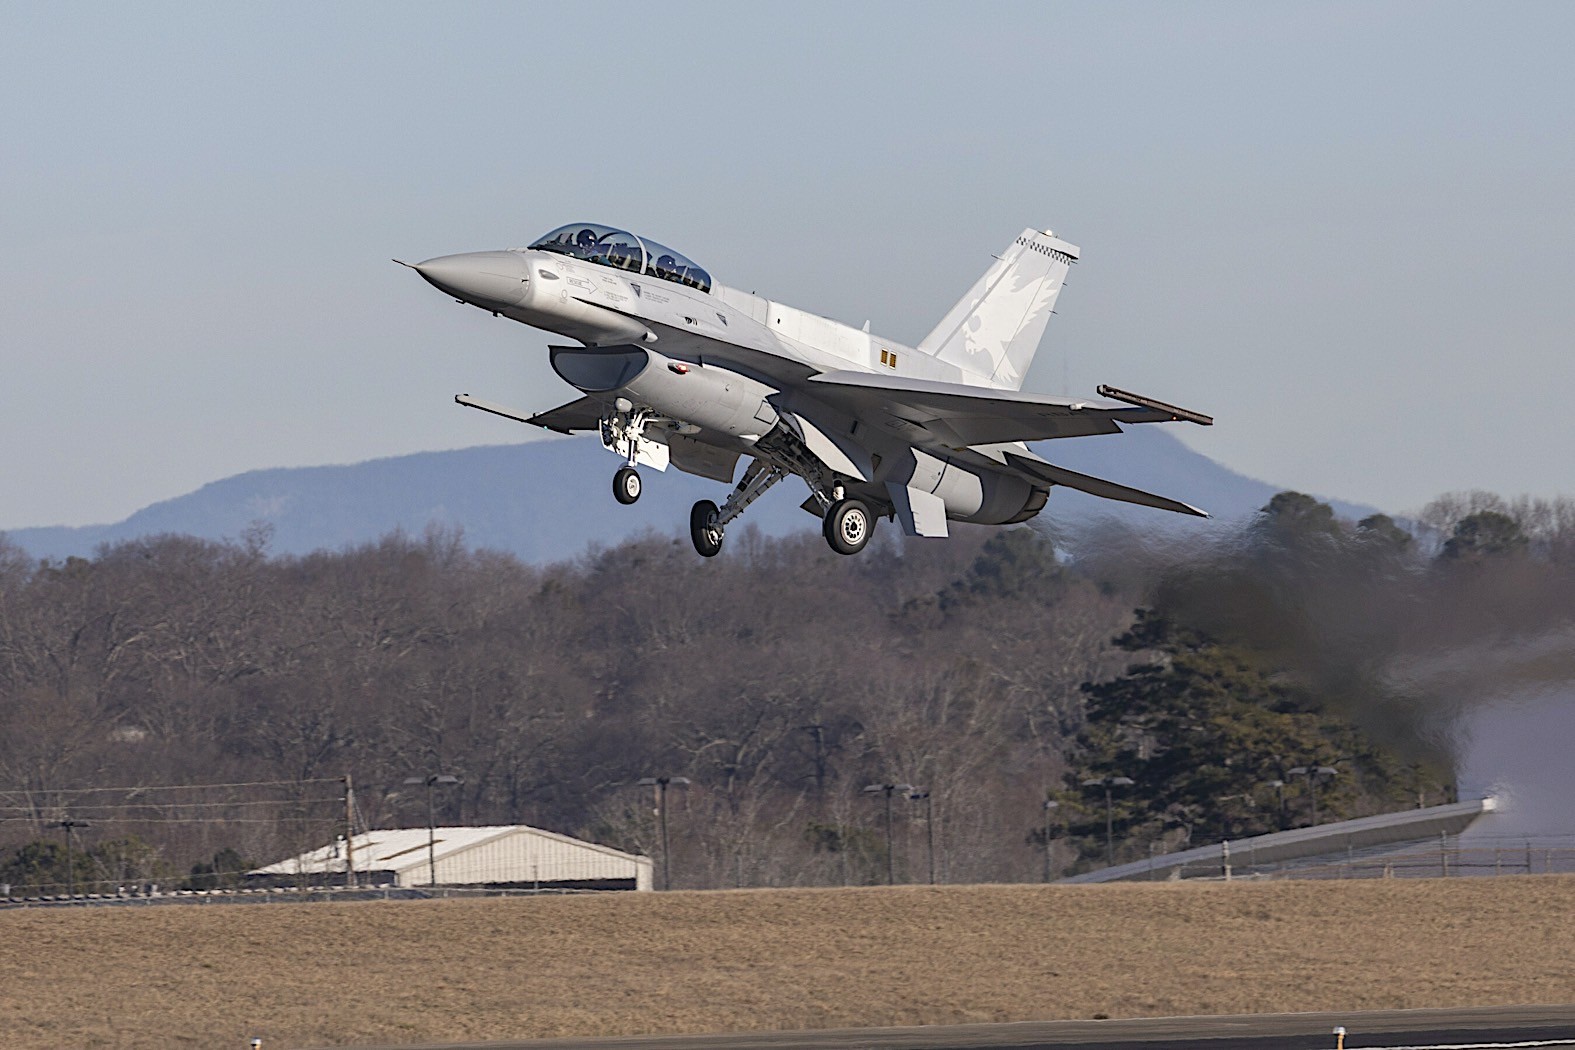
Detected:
[{"left": 2, "top": 2, "right": 1573, "bottom": 529}]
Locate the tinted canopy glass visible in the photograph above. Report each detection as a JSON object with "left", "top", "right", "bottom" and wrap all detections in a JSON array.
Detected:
[{"left": 527, "top": 223, "right": 712, "bottom": 293}]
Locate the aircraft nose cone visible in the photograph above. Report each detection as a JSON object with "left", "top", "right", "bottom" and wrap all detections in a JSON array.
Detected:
[{"left": 411, "top": 251, "right": 529, "bottom": 307}]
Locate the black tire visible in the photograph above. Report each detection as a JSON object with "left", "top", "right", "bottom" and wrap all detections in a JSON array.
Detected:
[
  {"left": 689, "top": 500, "right": 723, "bottom": 557},
  {"left": 824, "top": 498, "right": 874, "bottom": 556},
  {"left": 613, "top": 466, "right": 641, "bottom": 505}
]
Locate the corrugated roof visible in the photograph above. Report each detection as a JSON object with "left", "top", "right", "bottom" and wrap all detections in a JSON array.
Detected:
[
  {"left": 1061, "top": 797, "right": 1498, "bottom": 883},
  {"left": 250, "top": 824, "right": 646, "bottom": 877}
]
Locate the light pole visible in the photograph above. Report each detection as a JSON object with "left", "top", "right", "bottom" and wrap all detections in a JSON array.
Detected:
[
  {"left": 637, "top": 776, "right": 690, "bottom": 890},
  {"left": 863, "top": 783, "right": 913, "bottom": 885},
  {"left": 908, "top": 789, "right": 934, "bottom": 885},
  {"left": 1264, "top": 779, "right": 1288, "bottom": 830},
  {"left": 403, "top": 773, "right": 461, "bottom": 887},
  {"left": 57, "top": 820, "right": 90, "bottom": 897},
  {"left": 1082, "top": 776, "right": 1134, "bottom": 868},
  {"left": 1042, "top": 800, "right": 1060, "bottom": 883},
  {"left": 1287, "top": 766, "right": 1339, "bottom": 827}
]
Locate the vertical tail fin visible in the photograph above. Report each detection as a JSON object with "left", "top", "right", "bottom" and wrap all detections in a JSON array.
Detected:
[{"left": 917, "top": 228, "right": 1079, "bottom": 390}]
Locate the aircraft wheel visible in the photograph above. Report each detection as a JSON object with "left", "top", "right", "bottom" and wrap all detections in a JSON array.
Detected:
[
  {"left": 824, "top": 498, "right": 874, "bottom": 556},
  {"left": 613, "top": 466, "right": 642, "bottom": 505},
  {"left": 689, "top": 500, "right": 724, "bottom": 558}
]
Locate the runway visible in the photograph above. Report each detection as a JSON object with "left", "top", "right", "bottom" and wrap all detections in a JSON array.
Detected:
[{"left": 331, "top": 1004, "right": 1575, "bottom": 1050}]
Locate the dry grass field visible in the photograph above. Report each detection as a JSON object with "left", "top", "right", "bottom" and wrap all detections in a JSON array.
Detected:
[{"left": 1, "top": 878, "right": 1572, "bottom": 1049}]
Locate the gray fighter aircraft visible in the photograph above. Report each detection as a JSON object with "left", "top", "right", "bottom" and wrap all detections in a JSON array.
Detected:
[{"left": 400, "top": 222, "right": 1212, "bottom": 557}]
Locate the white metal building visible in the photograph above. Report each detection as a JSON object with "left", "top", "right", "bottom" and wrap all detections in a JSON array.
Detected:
[{"left": 251, "top": 825, "right": 653, "bottom": 891}]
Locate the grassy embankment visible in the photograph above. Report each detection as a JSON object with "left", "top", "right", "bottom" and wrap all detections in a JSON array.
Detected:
[{"left": 2, "top": 877, "right": 1572, "bottom": 1049}]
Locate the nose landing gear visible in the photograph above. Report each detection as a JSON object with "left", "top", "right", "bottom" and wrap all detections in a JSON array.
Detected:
[
  {"left": 613, "top": 465, "right": 642, "bottom": 505},
  {"left": 601, "top": 402, "right": 666, "bottom": 502}
]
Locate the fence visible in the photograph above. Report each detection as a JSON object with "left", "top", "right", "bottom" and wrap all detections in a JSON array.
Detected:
[
  {"left": 0, "top": 882, "right": 619, "bottom": 910},
  {"left": 0, "top": 777, "right": 353, "bottom": 899},
  {"left": 1258, "top": 836, "right": 1575, "bottom": 881}
]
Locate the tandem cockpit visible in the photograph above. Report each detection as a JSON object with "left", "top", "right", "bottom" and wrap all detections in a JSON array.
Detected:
[{"left": 526, "top": 223, "right": 713, "bottom": 294}]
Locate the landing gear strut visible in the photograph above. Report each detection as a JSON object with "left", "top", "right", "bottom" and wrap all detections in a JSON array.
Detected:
[
  {"left": 613, "top": 466, "right": 641, "bottom": 505},
  {"left": 687, "top": 459, "right": 786, "bottom": 558},
  {"left": 823, "top": 498, "right": 875, "bottom": 556}
]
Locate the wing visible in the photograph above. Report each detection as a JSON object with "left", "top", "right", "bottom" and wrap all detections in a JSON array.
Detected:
[
  {"left": 806, "top": 371, "right": 1188, "bottom": 446},
  {"left": 455, "top": 393, "right": 601, "bottom": 434},
  {"left": 527, "top": 396, "right": 603, "bottom": 433}
]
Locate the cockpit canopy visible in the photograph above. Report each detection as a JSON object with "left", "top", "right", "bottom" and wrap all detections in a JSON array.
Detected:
[{"left": 526, "top": 223, "right": 712, "bottom": 294}]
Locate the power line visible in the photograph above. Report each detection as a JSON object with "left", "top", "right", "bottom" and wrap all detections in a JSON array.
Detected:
[
  {"left": 0, "top": 815, "right": 342, "bottom": 826},
  {"left": 0, "top": 798, "right": 345, "bottom": 813},
  {"left": 6, "top": 777, "right": 345, "bottom": 795}
]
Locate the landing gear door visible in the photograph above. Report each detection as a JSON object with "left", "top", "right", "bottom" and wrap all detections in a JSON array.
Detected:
[
  {"left": 667, "top": 434, "right": 740, "bottom": 483},
  {"left": 776, "top": 408, "right": 873, "bottom": 482},
  {"left": 600, "top": 418, "right": 670, "bottom": 471},
  {"left": 633, "top": 442, "right": 669, "bottom": 471}
]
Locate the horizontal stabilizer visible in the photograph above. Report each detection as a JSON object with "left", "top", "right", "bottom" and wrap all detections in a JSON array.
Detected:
[{"left": 1005, "top": 452, "right": 1208, "bottom": 517}]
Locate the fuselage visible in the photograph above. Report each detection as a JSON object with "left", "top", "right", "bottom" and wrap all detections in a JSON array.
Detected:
[
  {"left": 410, "top": 223, "right": 1048, "bottom": 529},
  {"left": 420, "top": 243, "right": 975, "bottom": 387}
]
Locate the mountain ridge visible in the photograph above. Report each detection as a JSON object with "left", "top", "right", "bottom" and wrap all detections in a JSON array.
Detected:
[{"left": 5, "top": 429, "right": 1373, "bottom": 564}]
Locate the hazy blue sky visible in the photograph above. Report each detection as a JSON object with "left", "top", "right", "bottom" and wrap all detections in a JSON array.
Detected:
[{"left": 3, "top": 2, "right": 1572, "bottom": 529}]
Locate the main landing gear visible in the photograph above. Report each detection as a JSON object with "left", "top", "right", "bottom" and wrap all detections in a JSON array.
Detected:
[
  {"left": 822, "top": 497, "right": 874, "bottom": 556},
  {"left": 613, "top": 465, "right": 642, "bottom": 505},
  {"left": 687, "top": 459, "right": 785, "bottom": 558},
  {"left": 690, "top": 500, "right": 723, "bottom": 557},
  {"left": 686, "top": 465, "right": 878, "bottom": 559}
]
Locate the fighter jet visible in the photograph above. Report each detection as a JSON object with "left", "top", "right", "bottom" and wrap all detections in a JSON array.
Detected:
[{"left": 400, "top": 222, "right": 1212, "bottom": 558}]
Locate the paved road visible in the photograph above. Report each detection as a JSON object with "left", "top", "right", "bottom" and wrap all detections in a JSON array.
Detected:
[{"left": 329, "top": 1004, "right": 1575, "bottom": 1050}]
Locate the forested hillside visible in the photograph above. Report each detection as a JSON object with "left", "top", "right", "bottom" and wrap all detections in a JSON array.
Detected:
[
  {"left": 5, "top": 428, "right": 1371, "bottom": 564},
  {"left": 2, "top": 488, "right": 1571, "bottom": 893}
]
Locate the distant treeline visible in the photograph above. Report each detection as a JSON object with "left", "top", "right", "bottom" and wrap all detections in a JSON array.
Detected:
[{"left": 1, "top": 488, "right": 1571, "bottom": 891}]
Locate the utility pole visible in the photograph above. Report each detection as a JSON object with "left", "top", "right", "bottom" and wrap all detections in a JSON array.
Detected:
[
  {"left": 1082, "top": 776, "right": 1134, "bottom": 868},
  {"left": 403, "top": 773, "right": 461, "bottom": 888},
  {"left": 637, "top": 776, "right": 690, "bottom": 890},
  {"left": 909, "top": 789, "right": 934, "bottom": 885},
  {"left": 426, "top": 781, "right": 438, "bottom": 886},
  {"left": 1042, "top": 799, "right": 1060, "bottom": 883},
  {"left": 1264, "top": 779, "right": 1288, "bottom": 830},
  {"left": 57, "top": 820, "right": 90, "bottom": 897},
  {"left": 1287, "top": 765, "right": 1339, "bottom": 827},
  {"left": 342, "top": 774, "right": 357, "bottom": 889},
  {"left": 863, "top": 784, "right": 913, "bottom": 885}
]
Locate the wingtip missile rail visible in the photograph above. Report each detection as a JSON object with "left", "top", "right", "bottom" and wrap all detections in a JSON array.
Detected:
[{"left": 1096, "top": 384, "right": 1214, "bottom": 426}]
